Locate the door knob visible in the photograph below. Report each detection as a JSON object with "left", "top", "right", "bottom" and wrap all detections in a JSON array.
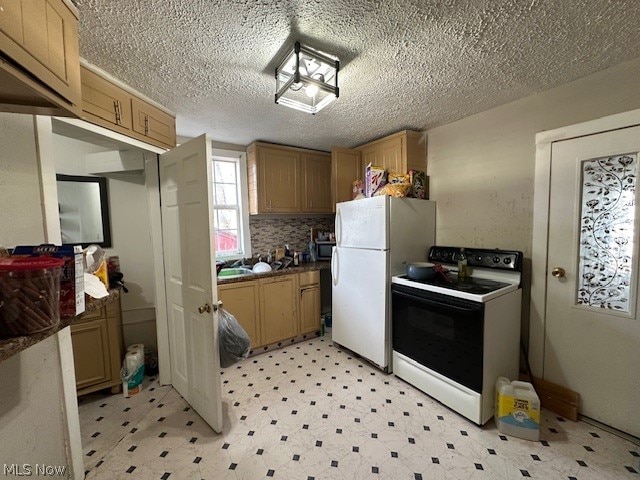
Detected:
[
  {"left": 551, "top": 267, "right": 565, "bottom": 278},
  {"left": 198, "top": 303, "right": 212, "bottom": 314},
  {"left": 198, "top": 301, "right": 223, "bottom": 314}
]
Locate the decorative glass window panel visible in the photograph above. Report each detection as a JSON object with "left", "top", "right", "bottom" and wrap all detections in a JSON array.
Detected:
[{"left": 577, "top": 153, "right": 637, "bottom": 313}]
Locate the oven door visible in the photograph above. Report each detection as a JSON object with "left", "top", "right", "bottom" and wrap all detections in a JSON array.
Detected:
[{"left": 392, "top": 284, "right": 484, "bottom": 393}]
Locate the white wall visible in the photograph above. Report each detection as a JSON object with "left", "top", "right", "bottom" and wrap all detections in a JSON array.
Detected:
[
  {"left": 52, "top": 134, "right": 158, "bottom": 349},
  {"left": 0, "top": 336, "right": 69, "bottom": 470},
  {"left": 0, "top": 113, "right": 77, "bottom": 474},
  {"left": 0, "top": 114, "right": 45, "bottom": 247},
  {"left": 426, "top": 55, "right": 640, "bottom": 346}
]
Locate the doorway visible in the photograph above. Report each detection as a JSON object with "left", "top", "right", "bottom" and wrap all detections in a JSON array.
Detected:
[{"left": 530, "top": 109, "right": 640, "bottom": 438}]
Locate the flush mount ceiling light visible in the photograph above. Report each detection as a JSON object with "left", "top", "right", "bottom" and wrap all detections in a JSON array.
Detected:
[{"left": 275, "top": 41, "right": 339, "bottom": 114}]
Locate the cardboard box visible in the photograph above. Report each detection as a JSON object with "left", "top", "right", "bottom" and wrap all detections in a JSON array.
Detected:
[
  {"left": 365, "top": 163, "right": 387, "bottom": 197},
  {"left": 12, "top": 244, "right": 85, "bottom": 317}
]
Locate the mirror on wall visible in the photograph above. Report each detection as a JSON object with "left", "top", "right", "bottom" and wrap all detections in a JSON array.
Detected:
[{"left": 56, "top": 174, "right": 112, "bottom": 248}]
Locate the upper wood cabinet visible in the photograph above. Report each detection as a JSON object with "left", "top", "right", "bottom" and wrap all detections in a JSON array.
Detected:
[
  {"left": 302, "top": 153, "right": 332, "bottom": 213},
  {"left": 330, "top": 131, "right": 426, "bottom": 209},
  {"left": 249, "top": 144, "right": 301, "bottom": 213},
  {"left": 131, "top": 96, "right": 176, "bottom": 148},
  {"left": 80, "top": 64, "right": 176, "bottom": 149},
  {"left": 81, "top": 66, "right": 133, "bottom": 135},
  {"left": 0, "top": 0, "right": 81, "bottom": 116},
  {"left": 247, "top": 142, "right": 332, "bottom": 214},
  {"left": 358, "top": 130, "right": 426, "bottom": 174},
  {"left": 331, "top": 147, "right": 362, "bottom": 210}
]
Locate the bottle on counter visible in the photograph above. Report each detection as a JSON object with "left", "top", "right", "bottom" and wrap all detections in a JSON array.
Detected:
[
  {"left": 293, "top": 251, "right": 300, "bottom": 266},
  {"left": 457, "top": 247, "right": 468, "bottom": 279},
  {"left": 309, "top": 240, "right": 317, "bottom": 262},
  {"left": 284, "top": 244, "right": 291, "bottom": 258}
]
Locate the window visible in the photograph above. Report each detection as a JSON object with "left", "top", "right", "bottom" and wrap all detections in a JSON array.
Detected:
[{"left": 212, "top": 149, "right": 251, "bottom": 260}]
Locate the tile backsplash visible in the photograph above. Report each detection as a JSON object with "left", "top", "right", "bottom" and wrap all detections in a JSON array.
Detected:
[{"left": 250, "top": 215, "right": 335, "bottom": 257}]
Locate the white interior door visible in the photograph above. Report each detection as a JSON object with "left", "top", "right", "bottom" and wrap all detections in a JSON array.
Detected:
[
  {"left": 545, "top": 126, "right": 640, "bottom": 436},
  {"left": 159, "top": 134, "right": 222, "bottom": 433}
]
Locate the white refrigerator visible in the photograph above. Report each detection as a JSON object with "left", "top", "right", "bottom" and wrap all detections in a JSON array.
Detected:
[{"left": 331, "top": 196, "right": 436, "bottom": 371}]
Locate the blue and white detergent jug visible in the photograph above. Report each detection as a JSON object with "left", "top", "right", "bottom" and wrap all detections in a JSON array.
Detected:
[{"left": 495, "top": 377, "right": 541, "bottom": 441}]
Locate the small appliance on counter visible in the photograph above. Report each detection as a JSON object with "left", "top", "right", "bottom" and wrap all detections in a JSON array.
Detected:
[
  {"left": 315, "top": 240, "right": 336, "bottom": 260},
  {"left": 331, "top": 196, "right": 436, "bottom": 371},
  {"left": 391, "top": 245, "right": 523, "bottom": 425}
]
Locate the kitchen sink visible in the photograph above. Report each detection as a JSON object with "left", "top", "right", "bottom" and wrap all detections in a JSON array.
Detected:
[{"left": 218, "top": 267, "right": 255, "bottom": 278}]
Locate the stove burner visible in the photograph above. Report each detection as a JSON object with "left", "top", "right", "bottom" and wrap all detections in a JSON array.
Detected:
[{"left": 399, "top": 273, "right": 511, "bottom": 295}]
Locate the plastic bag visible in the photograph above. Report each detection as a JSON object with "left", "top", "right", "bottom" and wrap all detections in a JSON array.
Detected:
[{"left": 219, "top": 307, "right": 250, "bottom": 368}]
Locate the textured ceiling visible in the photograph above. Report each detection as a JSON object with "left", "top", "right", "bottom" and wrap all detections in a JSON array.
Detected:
[{"left": 76, "top": 0, "right": 640, "bottom": 151}]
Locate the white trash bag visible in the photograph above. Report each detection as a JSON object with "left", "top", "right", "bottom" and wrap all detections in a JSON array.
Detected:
[{"left": 218, "top": 307, "right": 251, "bottom": 368}]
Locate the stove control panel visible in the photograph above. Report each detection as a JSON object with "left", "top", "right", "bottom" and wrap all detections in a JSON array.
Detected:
[{"left": 428, "top": 246, "right": 523, "bottom": 272}]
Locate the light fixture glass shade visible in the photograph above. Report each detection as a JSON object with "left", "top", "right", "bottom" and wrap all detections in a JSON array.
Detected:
[{"left": 275, "top": 42, "right": 339, "bottom": 114}]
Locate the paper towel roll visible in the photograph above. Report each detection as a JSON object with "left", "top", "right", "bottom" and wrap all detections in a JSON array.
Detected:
[
  {"left": 125, "top": 352, "right": 139, "bottom": 373},
  {"left": 127, "top": 343, "right": 144, "bottom": 353}
]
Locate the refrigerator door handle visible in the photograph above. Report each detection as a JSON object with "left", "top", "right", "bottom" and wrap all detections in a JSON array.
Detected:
[
  {"left": 331, "top": 247, "right": 338, "bottom": 286},
  {"left": 335, "top": 209, "right": 342, "bottom": 246}
]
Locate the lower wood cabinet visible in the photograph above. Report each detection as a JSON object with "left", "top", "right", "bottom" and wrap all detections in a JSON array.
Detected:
[
  {"left": 260, "top": 275, "right": 298, "bottom": 345},
  {"left": 299, "top": 271, "right": 321, "bottom": 335},
  {"left": 217, "top": 281, "right": 260, "bottom": 349},
  {"left": 217, "top": 270, "right": 322, "bottom": 350},
  {"left": 70, "top": 297, "right": 124, "bottom": 396}
]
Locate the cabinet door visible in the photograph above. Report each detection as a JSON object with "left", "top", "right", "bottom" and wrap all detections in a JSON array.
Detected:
[
  {"left": 299, "top": 285, "right": 320, "bottom": 335},
  {"left": 131, "top": 96, "right": 176, "bottom": 148},
  {"left": 70, "top": 317, "right": 111, "bottom": 390},
  {"left": 331, "top": 147, "right": 362, "bottom": 209},
  {"left": 379, "top": 136, "right": 403, "bottom": 174},
  {"left": 218, "top": 281, "right": 261, "bottom": 349},
  {"left": 302, "top": 153, "right": 332, "bottom": 213},
  {"left": 260, "top": 276, "right": 298, "bottom": 345},
  {"left": 0, "top": 0, "right": 81, "bottom": 112},
  {"left": 361, "top": 145, "right": 380, "bottom": 172},
  {"left": 105, "top": 298, "right": 124, "bottom": 384},
  {"left": 81, "top": 66, "right": 132, "bottom": 131},
  {"left": 258, "top": 147, "right": 301, "bottom": 213}
]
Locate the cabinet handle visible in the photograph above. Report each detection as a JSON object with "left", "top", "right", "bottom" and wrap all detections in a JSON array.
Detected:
[
  {"left": 114, "top": 101, "right": 121, "bottom": 125},
  {"left": 144, "top": 114, "right": 149, "bottom": 135}
]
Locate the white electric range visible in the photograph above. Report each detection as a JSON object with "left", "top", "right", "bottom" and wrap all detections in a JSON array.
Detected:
[{"left": 391, "top": 246, "right": 523, "bottom": 425}]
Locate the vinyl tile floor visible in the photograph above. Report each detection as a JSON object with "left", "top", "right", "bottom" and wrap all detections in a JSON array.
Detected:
[{"left": 79, "top": 331, "right": 639, "bottom": 479}]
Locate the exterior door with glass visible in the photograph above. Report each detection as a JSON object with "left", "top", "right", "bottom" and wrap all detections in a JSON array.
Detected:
[{"left": 545, "top": 125, "right": 640, "bottom": 437}]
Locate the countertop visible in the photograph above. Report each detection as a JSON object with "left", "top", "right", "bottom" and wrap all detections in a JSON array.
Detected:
[
  {"left": 217, "top": 261, "right": 330, "bottom": 285},
  {"left": 0, "top": 288, "right": 121, "bottom": 364}
]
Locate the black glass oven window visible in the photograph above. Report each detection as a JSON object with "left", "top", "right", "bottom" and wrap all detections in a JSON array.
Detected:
[{"left": 392, "top": 285, "right": 484, "bottom": 393}]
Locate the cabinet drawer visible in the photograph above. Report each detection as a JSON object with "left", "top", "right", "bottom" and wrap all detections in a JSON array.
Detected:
[{"left": 298, "top": 270, "right": 320, "bottom": 287}]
